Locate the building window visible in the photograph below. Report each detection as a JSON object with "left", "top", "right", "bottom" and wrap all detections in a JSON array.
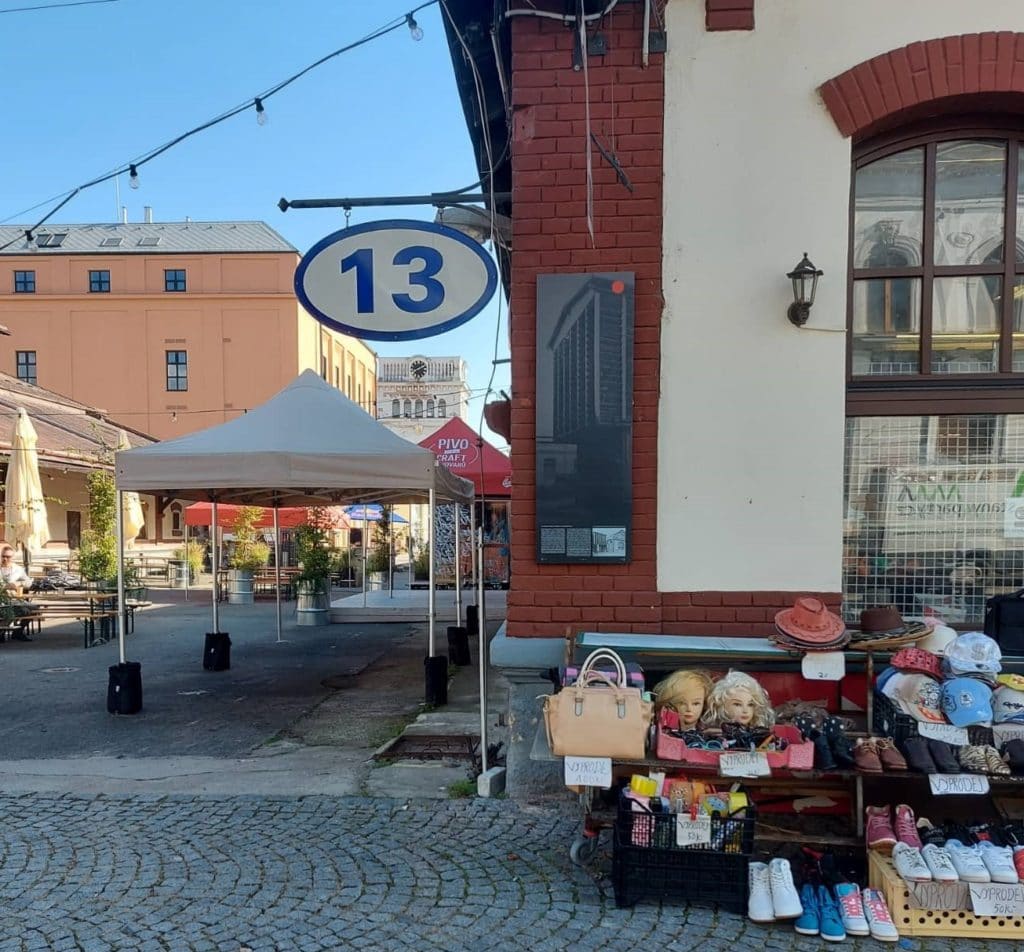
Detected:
[
  {"left": 321, "top": 355, "right": 327, "bottom": 380},
  {"left": 169, "top": 502, "right": 183, "bottom": 537},
  {"left": 13, "top": 270, "right": 35, "bottom": 293},
  {"left": 842, "top": 413, "right": 1024, "bottom": 627},
  {"left": 164, "top": 269, "right": 186, "bottom": 292},
  {"left": 426, "top": 398, "right": 435, "bottom": 417},
  {"left": 438, "top": 398, "right": 447, "bottom": 418},
  {"left": 403, "top": 399, "right": 412, "bottom": 418},
  {"left": 334, "top": 367, "right": 340, "bottom": 389},
  {"left": 15, "top": 351, "right": 36, "bottom": 385},
  {"left": 391, "top": 399, "right": 401, "bottom": 418},
  {"left": 166, "top": 350, "right": 188, "bottom": 391},
  {"left": 358, "top": 383, "right": 363, "bottom": 408},
  {"left": 851, "top": 128, "right": 1024, "bottom": 379},
  {"left": 89, "top": 270, "right": 110, "bottom": 293},
  {"left": 414, "top": 399, "right": 424, "bottom": 418}
]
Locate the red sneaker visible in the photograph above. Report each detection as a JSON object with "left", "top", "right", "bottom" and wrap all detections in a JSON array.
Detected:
[
  {"left": 895, "top": 804, "right": 923, "bottom": 848},
  {"left": 1013, "top": 846, "right": 1024, "bottom": 882},
  {"left": 867, "top": 805, "right": 897, "bottom": 851}
]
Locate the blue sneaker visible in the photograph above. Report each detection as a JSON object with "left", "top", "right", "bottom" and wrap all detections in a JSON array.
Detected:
[
  {"left": 817, "top": 885, "right": 847, "bottom": 943},
  {"left": 794, "top": 882, "right": 819, "bottom": 935}
]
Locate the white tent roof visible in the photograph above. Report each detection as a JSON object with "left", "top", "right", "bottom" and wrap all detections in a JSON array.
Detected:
[{"left": 114, "top": 370, "right": 474, "bottom": 506}]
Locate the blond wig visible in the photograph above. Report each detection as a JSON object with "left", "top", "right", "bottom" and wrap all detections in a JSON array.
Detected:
[{"left": 702, "top": 670, "right": 775, "bottom": 729}]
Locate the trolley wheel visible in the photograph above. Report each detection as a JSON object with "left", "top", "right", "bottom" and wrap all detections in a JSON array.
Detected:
[{"left": 570, "top": 833, "right": 600, "bottom": 866}]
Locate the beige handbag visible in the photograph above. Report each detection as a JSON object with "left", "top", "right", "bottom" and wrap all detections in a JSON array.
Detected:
[{"left": 543, "top": 648, "right": 653, "bottom": 759}]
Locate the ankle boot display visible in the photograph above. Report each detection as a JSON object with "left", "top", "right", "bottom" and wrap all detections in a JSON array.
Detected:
[
  {"left": 927, "top": 739, "right": 961, "bottom": 774},
  {"left": 810, "top": 730, "right": 838, "bottom": 771},
  {"left": 902, "top": 737, "right": 937, "bottom": 774}
]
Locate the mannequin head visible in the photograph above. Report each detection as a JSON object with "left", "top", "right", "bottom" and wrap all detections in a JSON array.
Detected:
[
  {"left": 704, "top": 671, "right": 774, "bottom": 729},
  {"left": 654, "top": 670, "right": 713, "bottom": 727}
]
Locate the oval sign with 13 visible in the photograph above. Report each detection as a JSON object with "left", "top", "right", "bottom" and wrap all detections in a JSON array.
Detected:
[{"left": 294, "top": 219, "right": 499, "bottom": 342}]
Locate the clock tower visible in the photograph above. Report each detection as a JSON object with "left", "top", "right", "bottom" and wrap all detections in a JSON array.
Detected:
[{"left": 375, "top": 355, "right": 471, "bottom": 441}]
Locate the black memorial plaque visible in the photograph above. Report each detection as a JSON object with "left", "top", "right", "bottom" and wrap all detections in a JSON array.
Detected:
[{"left": 535, "top": 272, "right": 634, "bottom": 563}]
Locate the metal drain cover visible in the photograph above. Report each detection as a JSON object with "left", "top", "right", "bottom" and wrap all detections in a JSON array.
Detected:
[{"left": 375, "top": 734, "right": 479, "bottom": 761}]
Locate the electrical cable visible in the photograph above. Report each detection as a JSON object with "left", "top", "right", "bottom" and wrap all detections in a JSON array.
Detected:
[
  {"left": 0, "top": 0, "right": 118, "bottom": 13},
  {"left": 0, "top": 1, "right": 440, "bottom": 252},
  {"left": 504, "top": 0, "right": 619, "bottom": 23}
]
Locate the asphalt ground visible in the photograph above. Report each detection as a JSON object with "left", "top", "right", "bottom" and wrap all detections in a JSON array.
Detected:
[{"left": 0, "top": 587, "right": 418, "bottom": 759}]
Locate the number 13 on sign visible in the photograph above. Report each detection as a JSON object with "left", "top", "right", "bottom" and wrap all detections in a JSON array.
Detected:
[
  {"left": 295, "top": 220, "right": 498, "bottom": 342},
  {"left": 340, "top": 246, "right": 445, "bottom": 314}
]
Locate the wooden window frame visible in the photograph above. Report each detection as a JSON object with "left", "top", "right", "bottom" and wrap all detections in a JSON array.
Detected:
[{"left": 848, "top": 116, "right": 1024, "bottom": 417}]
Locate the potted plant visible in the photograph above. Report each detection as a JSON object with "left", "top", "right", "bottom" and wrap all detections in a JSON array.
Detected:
[
  {"left": 77, "top": 471, "right": 118, "bottom": 589},
  {"left": 171, "top": 540, "right": 204, "bottom": 587},
  {"left": 227, "top": 506, "right": 270, "bottom": 604},
  {"left": 294, "top": 509, "right": 334, "bottom": 626},
  {"left": 331, "top": 547, "right": 355, "bottom": 585},
  {"left": 365, "top": 506, "right": 393, "bottom": 591}
]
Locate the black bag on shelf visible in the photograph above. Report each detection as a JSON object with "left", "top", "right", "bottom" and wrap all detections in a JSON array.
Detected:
[{"left": 984, "top": 589, "right": 1024, "bottom": 654}]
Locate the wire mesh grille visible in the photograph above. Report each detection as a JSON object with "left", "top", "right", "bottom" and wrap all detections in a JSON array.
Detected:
[{"left": 843, "top": 414, "right": 1024, "bottom": 626}]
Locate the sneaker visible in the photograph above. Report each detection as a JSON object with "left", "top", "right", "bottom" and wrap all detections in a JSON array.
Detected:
[
  {"left": 862, "top": 888, "right": 899, "bottom": 943},
  {"left": 817, "top": 885, "right": 846, "bottom": 943},
  {"left": 748, "top": 861, "right": 775, "bottom": 922},
  {"left": 894, "top": 804, "right": 923, "bottom": 848},
  {"left": 921, "top": 843, "right": 959, "bottom": 883},
  {"left": 834, "top": 882, "right": 870, "bottom": 936},
  {"left": 892, "top": 842, "right": 932, "bottom": 883},
  {"left": 977, "top": 841, "right": 1019, "bottom": 884},
  {"left": 917, "top": 817, "right": 945, "bottom": 847},
  {"left": 1013, "top": 845, "right": 1024, "bottom": 882},
  {"left": 866, "top": 805, "right": 897, "bottom": 850},
  {"left": 768, "top": 857, "right": 803, "bottom": 919},
  {"left": 944, "top": 839, "right": 991, "bottom": 883},
  {"left": 793, "top": 883, "right": 820, "bottom": 935}
]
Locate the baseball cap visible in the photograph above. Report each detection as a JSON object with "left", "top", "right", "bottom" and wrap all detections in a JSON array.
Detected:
[
  {"left": 916, "top": 621, "right": 957, "bottom": 655},
  {"left": 992, "top": 685, "right": 1024, "bottom": 724},
  {"left": 997, "top": 673, "right": 1024, "bottom": 692},
  {"left": 882, "top": 672, "right": 945, "bottom": 723},
  {"left": 940, "top": 678, "right": 994, "bottom": 727},
  {"left": 944, "top": 632, "right": 1002, "bottom": 676}
]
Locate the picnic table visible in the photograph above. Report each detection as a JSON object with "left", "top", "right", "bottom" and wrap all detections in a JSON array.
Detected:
[{"left": 23, "top": 590, "right": 121, "bottom": 648}]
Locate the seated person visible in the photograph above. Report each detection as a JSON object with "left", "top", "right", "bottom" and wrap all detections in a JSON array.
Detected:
[{"left": 0, "top": 545, "right": 34, "bottom": 641}]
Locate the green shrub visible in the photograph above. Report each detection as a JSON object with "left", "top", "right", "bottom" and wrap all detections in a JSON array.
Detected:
[
  {"left": 294, "top": 508, "right": 334, "bottom": 589},
  {"left": 228, "top": 506, "right": 270, "bottom": 572}
]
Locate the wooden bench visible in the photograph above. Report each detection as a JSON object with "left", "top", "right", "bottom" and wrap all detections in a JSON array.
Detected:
[{"left": 27, "top": 594, "right": 120, "bottom": 648}]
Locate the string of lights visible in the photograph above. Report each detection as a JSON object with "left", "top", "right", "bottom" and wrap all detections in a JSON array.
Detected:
[{"left": 0, "top": 2, "right": 438, "bottom": 252}]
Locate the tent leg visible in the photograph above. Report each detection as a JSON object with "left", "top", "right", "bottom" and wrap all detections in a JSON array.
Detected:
[
  {"left": 361, "top": 515, "right": 367, "bottom": 607},
  {"left": 116, "top": 491, "right": 127, "bottom": 665},
  {"left": 274, "top": 505, "right": 284, "bottom": 644},
  {"left": 454, "top": 504, "right": 462, "bottom": 627},
  {"left": 184, "top": 520, "right": 190, "bottom": 601},
  {"left": 428, "top": 488, "right": 436, "bottom": 657},
  {"left": 211, "top": 502, "right": 219, "bottom": 633},
  {"left": 469, "top": 503, "right": 477, "bottom": 596},
  {"left": 477, "top": 525, "right": 488, "bottom": 773}
]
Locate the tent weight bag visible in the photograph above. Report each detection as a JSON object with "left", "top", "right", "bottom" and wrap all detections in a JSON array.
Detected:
[
  {"left": 203, "top": 631, "right": 232, "bottom": 671},
  {"left": 107, "top": 661, "right": 143, "bottom": 715}
]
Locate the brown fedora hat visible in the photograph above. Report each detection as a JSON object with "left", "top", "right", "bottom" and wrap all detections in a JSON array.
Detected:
[
  {"left": 774, "top": 596, "right": 846, "bottom": 645},
  {"left": 854, "top": 605, "right": 929, "bottom": 638}
]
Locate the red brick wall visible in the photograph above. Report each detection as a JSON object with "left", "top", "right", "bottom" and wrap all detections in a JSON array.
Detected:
[
  {"left": 507, "top": 6, "right": 837, "bottom": 638},
  {"left": 706, "top": 0, "right": 755, "bottom": 32},
  {"left": 820, "top": 32, "right": 1024, "bottom": 139}
]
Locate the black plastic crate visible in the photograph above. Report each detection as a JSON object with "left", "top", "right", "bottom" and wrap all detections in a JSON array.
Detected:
[
  {"left": 612, "top": 802, "right": 756, "bottom": 910},
  {"left": 873, "top": 690, "right": 992, "bottom": 747}
]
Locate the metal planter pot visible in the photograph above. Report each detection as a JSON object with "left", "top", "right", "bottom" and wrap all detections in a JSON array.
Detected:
[
  {"left": 296, "top": 579, "right": 330, "bottom": 626},
  {"left": 227, "top": 569, "right": 255, "bottom": 605}
]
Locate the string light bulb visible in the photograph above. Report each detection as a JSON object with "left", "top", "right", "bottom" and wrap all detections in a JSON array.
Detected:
[
  {"left": 405, "top": 13, "right": 423, "bottom": 41},
  {"left": 255, "top": 98, "right": 267, "bottom": 126},
  {"left": 171, "top": 411, "right": 177, "bottom": 423},
  {"left": 129, "top": 164, "right": 140, "bottom": 190}
]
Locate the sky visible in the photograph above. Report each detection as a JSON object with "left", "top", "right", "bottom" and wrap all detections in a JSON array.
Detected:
[{"left": 0, "top": 0, "right": 510, "bottom": 448}]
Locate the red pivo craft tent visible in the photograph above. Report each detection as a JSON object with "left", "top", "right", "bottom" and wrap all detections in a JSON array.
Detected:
[{"left": 417, "top": 417, "right": 510, "bottom": 498}]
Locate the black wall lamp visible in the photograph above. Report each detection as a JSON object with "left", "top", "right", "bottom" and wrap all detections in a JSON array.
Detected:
[{"left": 786, "top": 253, "right": 823, "bottom": 327}]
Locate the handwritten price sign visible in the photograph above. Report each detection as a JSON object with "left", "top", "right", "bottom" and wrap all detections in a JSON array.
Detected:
[
  {"left": 800, "top": 652, "right": 846, "bottom": 681},
  {"left": 564, "top": 756, "right": 612, "bottom": 789},
  {"left": 969, "top": 882, "right": 1024, "bottom": 916},
  {"left": 676, "top": 814, "right": 712, "bottom": 848},
  {"left": 720, "top": 752, "right": 771, "bottom": 778},
  {"left": 918, "top": 722, "right": 969, "bottom": 746},
  {"left": 929, "top": 773, "right": 990, "bottom": 796}
]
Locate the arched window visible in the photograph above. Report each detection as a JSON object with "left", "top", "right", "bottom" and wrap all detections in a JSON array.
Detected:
[
  {"left": 403, "top": 399, "right": 412, "bottom": 418},
  {"left": 414, "top": 399, "right": 424, "bottom": 418},
  {"left": 391, "top": 399, "right": 401, "bottom": 418},
  {"left": 169, "top": 502, "right": 182, "bottom": 537},
  {"left": 426, "top": 398, "right": 435, "bottom": 417},
  {"left": 851, "top": 125, "right": 1024, "bottom": 380},
  {"left": 437, "top": 398, "right": 447, "bottom": 417}
]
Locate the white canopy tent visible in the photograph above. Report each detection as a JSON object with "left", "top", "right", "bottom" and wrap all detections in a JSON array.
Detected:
[{"left": 114, "top": 370, "right": 474, "bottom": 660}]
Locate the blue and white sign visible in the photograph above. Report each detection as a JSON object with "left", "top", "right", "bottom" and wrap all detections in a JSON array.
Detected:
[{"left": 294, "top": 219, "right": 499, "bottom": 342}]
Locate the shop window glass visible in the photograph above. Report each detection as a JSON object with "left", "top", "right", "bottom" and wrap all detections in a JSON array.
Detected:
[{"left": 843, "top": 413, "right": 1024, "bottom": 627}]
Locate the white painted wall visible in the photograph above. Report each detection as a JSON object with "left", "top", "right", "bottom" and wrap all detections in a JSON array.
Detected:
[{"left": 659, "top": 0, "right": 1024, "bottom": 592}]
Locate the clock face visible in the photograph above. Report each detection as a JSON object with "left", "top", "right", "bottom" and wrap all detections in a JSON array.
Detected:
[{"left": 410, "top": 359, "right": 428, "bottom": 380}]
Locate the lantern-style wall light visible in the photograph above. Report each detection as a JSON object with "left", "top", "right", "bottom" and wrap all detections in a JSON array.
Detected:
[{"left": 786, "top": 253, "right": 823, "bottom": 327}]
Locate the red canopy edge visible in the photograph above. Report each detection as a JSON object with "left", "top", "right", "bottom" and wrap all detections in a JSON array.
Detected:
[
  {"left": 184, "top": 503, "right": 350, "bottom": 529},
  {"left": 418, "top": 417, "right": 511, "bottom": 498}
]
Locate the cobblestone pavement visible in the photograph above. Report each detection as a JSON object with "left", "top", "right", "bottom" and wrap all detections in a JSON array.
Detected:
[{"left": 0, "top": 794, "right": 1008, "bottom": 952}]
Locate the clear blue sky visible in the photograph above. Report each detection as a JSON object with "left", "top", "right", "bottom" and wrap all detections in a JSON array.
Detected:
[{"left": 0, "top": 0, "right": 510, "bottom": 447}]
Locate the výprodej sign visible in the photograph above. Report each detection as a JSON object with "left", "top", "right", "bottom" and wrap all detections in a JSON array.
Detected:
[{"left": 294, "top": 220, "right": 498, "bottom": 342}]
